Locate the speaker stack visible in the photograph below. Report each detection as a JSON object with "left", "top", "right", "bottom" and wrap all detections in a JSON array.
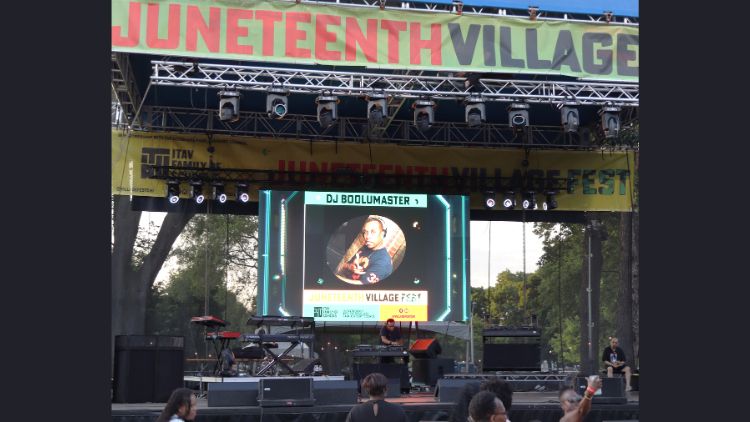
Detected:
[
  {"left": 113, "top": 335, "right": 184, "bottom": 403},
  {"left": 409, "top": 338, "right": 454, "bottom": 387}
]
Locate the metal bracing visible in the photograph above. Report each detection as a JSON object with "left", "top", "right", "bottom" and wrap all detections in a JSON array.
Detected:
[
  {"left": 151, "top": 61, "right": 639, "bottom": 107},
  {"left": 111, "top": 53, "right": 143, "bottom": 126},
  {"left": 130, "top": 105, "right": 638, "bottom": 150}
]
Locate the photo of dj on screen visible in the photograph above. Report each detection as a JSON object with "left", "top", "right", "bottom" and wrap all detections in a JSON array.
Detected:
[{"left": 334, "top": 215, "right": 405, "bottom": 285}]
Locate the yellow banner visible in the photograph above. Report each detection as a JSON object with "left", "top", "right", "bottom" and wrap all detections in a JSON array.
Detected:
[{"left": 112, "top": 130, "right": 635, "bottom": 211}]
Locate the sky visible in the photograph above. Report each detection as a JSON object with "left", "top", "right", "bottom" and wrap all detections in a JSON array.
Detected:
[{"left": 142, "top": 213, "right": 547, "bottom": 288}]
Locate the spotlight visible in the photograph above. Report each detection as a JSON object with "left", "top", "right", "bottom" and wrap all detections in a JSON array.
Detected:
[
  {"left": 166, "top": 180, "right": 180, "bottom": 204},
  {"left": 267, "top": 88, "right": 289, "bottom": 120},
  {"left": 560, "top": 104, "right": 579, "bottom": 133},
  {"left": 599, "top": 106, "right": 621, "bottom": 139},
  {"left": 484, "top": 191, "right": 496, "bottom": 209},
  {"left": 413, "top": 98, "right": 435, "bottom": 131},
  {"left": 543, "top": 191, "right": 558, "bottom": 210},
  {"left": 217, "top": 90, "right": 241, "bottom": 122},
  {"left": 366, "top": 93, "right": 388, "bottom": 126},
  {"left": 465, "top": 95, "right": 486, "bottom": 127},
  {"left": 508, "top": 103, "right": 530, "bottom": 131},
  {"left": 502, "top": 191, "right": 516, "bottom": 210},
  {"left": 190, "top": 181, "right": 205, "bottom": 204},
  {"left": 521, "top": 191, "right": 536, "bottom": 210},
  {"left": 316, "top": 95, "right": 339, "bottom": 128},
  {"left": 213, "top": 183, "right": 227, "bottom": 204},
  {"left": 236, "top": 183, "right": 249, "bottom": 203}
]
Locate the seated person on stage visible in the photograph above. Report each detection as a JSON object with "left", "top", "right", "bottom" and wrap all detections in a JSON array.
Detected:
[
  {"left": 602, "top": 337, "right": 633, "bottom": 391},
  {"left": 345, "top": 372, "right": 409, "bottom": 422},
  {"left": 220, "top": 347, "right": 237, "bottom": 377},
  {"left": 558, "top": 376, "right": 602, "bottom": 422},
  {"left": 468, "top": 390, "right": 507, "bottom": 422}
]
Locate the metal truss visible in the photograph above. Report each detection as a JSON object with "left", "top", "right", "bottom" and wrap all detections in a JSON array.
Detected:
[
  {"left": 111, "top": 53, "right": 143, "bottom": 126},
  {"left": 445, "top": 372, "right": 572, "bottom": 382},
  {"left": 151, "top": 61, "right": 639, "bottom": 107},
  {"left": 130, "top": 105, "right": 638, "bottom": 150},
  {"left": 294, "top": 0, "right": 638, "bottom": 25}
]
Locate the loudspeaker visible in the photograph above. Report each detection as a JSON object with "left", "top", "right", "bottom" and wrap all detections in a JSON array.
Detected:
[
  {"left": 482, "top": 343, "right": 541, "bottom": 371},
  {"left": 412, "top": 358, "right": 455, "bottom": 386},
  {"left": 291, "top": 358, "right": 320, "bottom": 375},
  {"left": 409, "top": 338, "right": 442, "bottom": 359},
  {"left": 313, "top": 380, "right": 358, "bottom": 405},
  {"left": 155, "top": 348, "right": 184, "bottom": 402},
  {"left": 258, "top": 378, "right": 315, "bottom": 407},
  {"left": 114, "top": 335, "right": 183, "bottom": 403},
  {"left": 575, "top": 377, "right": 626, "bottom": 404},
  {"left": 353, "top": 363, "right": 409, "bottom": 393},
  {"left": 208, "top": 382, "right": 259, "bottom": 407},
  {"left": 434, "top": 379, "right": 481, "bottom": 403}
]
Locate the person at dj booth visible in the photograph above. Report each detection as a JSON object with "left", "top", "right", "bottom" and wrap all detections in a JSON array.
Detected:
[
  {"left": 342, "top": 217, "right": 393, "bottom": 285},
  {"left": 379, "top": 318, "right": 407, "bottom": 364},
  {"left": 601, "top": 337, "right": 633, "bottom": 391}
]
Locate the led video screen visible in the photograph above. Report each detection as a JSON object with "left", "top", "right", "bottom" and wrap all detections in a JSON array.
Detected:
[{"left": 257, "top": 191, "right": 470, "bottom": 322}]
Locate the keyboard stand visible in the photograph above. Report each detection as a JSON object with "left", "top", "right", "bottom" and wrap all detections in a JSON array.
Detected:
[{"left": 256, "top": 340, "right": 302, "bottom": 376}]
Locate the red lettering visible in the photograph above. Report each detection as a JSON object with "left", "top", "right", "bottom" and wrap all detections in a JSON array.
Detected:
[
  {"left": 378, "top": 164, "right": 394, "bottom": 174},
  {"left": 286, "top": 12, "right": 312, "bottom": 58},
  {"left": 112, "top": 2, "right": 141, "bottom": 47},
  {"left": 186, "top": 6, "right": 221, "bottom": 52},
  {"left": 226, "top": 8, "right": 254, "bottom": 55},
  {"left": 381, "top": 20, "right": 407, "bottom": 64},
  {"left": 255, "top": 10, "right": 282, "bottom": 56},
  {"left": 315, "top": 14, "right": 341, "bottom": 61},
  {"left": 146, "top": 3, "right": 181, "bottom": 49},
  {"left": 308, "top": 162, "right": 328, "bottom": 173},
  {"left": 278, "top": 160, "right": 286, "bottom": 172},
  {"left": 362, "top": 164, "right": 377, "bottom": 174},
  {"left": 345, "top": 18, "right": 377, "bottom": 62},
  {"left": 410, "top": 22, "right": 442, "bottom": 65}
]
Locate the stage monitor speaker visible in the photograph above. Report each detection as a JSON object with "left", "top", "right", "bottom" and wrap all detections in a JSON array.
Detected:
[
  {"left": 482, "top": 343, "right": 541, "bottom": 371},
  {"left": 409, "top": 338, "right": 442, "bottom": 358},
  {"left": 575, "top": 377, "right": 627, "bottom": 405},
  {"left": 434, "top": 378, "right": 481, "bottom": 403},
  {"left": 313, "top": 380, "right": 358, "bottom": 405},
  {"left": 208, "top": 382, "right": 259, "bottom": 407},
  {"left": 412, "top": 358, "right": 455, "bottom": 386},
  {"left": 258, "top": 378, "right": 315, "bottom": 407},
  {"left": 352, "top": 363, "right": 409, "bottom": 393}
]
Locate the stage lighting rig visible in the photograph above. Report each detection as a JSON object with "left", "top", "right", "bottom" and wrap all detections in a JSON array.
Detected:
[
  {"left": 236, "top": 183, "right": 250, "bottom": 203},
  {"left": 484, "top": 191, "right": 496, "bottom": 209},
  {"left": 560, "top": 104, "right": 579, "bottom": 133},
  {"left": 508, "top": 103, "right": 530, "bottom": 132},
  {"left": 267, "top": 87, "right": 289, "bottom": 120},
  {"left": 599, "top": 105, "right": 621, "bottom": 139},
  {"left": 190, "top": 181, "right": 205, "bottom": 204},
  {"left": 502, "top": 191, "right": 516, "bottom": 210},
  {"left": 464, "top": 95, "right": 486, "bottom": 127},
  {"left": 166, "top": 180, "right": 180, "bottom": 204},
  {"left": 213, "top": 183, "right": 227, "bottom": 204},
  {"left": 543, "top": 191, "right": 558, "bottom": 210},
  {"left": 217, "top": 89, "right": 241, "bottom": 122},
  {"left": 316, "top": 94, "right": 339, "bottom": 128},
  {"left": 521, "top": 190, "right": 537, "bottom": 210},
  {"left": 366, "top": 93, "right": 388, "bottom": 126},
  {"left": 413, "top": 98, "right": 436, "bottom": 131}
]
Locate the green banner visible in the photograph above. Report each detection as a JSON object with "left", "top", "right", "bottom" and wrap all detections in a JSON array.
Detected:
[
  {"left": 112, "top": 0, "right": 639, "bottom": 82},
  {"left": 304, "top": 192, "right": 427, "bottom": 208}
]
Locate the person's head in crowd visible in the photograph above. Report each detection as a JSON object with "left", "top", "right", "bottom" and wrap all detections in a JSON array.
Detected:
[
  {"left": 468, "top": 391, "right": 507, "bottom": 422},
  {"left": 156, "top": 388, "right": 197, "bottom": 422},
  {"left": 558, "top": 386, "right": 582, "bottom": 413},
  {"left": 480, "top": 377, "right": 513, "bottom": 412},
  {"left": 448, "top": 382, "right": 481, "bottom": 422},
  {"left": 362, "top": 372, "right": 389, "bottom": 399}
]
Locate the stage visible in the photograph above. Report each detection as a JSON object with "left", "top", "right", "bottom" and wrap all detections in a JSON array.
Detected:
[{"left": 112, "top": 387, "right": 639, "bottom": 422}]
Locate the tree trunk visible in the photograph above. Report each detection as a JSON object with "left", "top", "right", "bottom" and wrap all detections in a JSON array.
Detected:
[
  {"left": 579, "top": 218, "right": 603, "bottom": 375},
  {"left": 616, "top": 213, "right": 635, "bottom": 367}
]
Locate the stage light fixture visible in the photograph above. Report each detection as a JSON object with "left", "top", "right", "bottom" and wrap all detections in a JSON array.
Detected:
[
  {"left": 166, "top": 180, "right": 180, "bottom": 204},
  {"left": 543, "top": 191, "right": 558, "bottom": 210},
  {"left": 599, "top": 105, "right": 621, "bottom": 139},
  {"left": 508, "top": 103, "right": 530, "bottom": 131},
  {"left": 502, "top": 191, "right": 516, "bottom": 210},
  {"left": 366, "top": 93, "right": 388, "bottom": 126},
  {"left": 484, "top": 191, "right": 496, "bottom": 209},
  {"left": 413, "top": 98, "right": 436, "bottom": 131},
  {"left": 236, "top": 183, "right": 249, "bottom": 203},
  {"left": 560, "top": 104, "right": 579, "bottom": 133},
  {"left": 217, "top": 90, "right": 241, "bottom": 122},
  {"left": 522, "top": 190, "right": 537, "bottom": 210},
  {"left": 266, "top": 88, "right": 289, "bottom": 120},
  {"left": 213, "top": 183, "right": 227, "bottom": 204},
  {"left": 465, "top": 95, "right": 486, "bottom": 127},
  {"left": 190, "top": 181, "right": 205, "bottom": 204},
  {"left": 316, "top": 95, "right": 339, "bottom": 128}
]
